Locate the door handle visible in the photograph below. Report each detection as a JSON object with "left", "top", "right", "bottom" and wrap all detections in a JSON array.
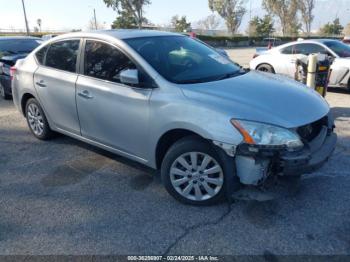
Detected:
[
  {"left": 35, "top": 80, "right": 46, "bottom": 87},
  {"left": 78, "top": 90, "right": 93, "bottom": 99}
]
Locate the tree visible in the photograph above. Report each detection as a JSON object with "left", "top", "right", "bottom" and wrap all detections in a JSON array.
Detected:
[
  {"left": 262, "top": 0, "right": 299, "bottom": 36},
  {"left": 320, "top": 18, "right": 344, "bottom": 36},
  {"left": 250, "top": 15, "right": 275, "bottom": 37},
  {"left": 298, "top": 0, "right": 315, "bottom": 35},
  {"left": 37, "top": 19, "right": 42, "bottom": 32},
  {"left": 248, "top": 15, "right": 275, "bottom": 37},
  {"left": 103, "top": 0, "right": 151, "bottom": 29},
  {"left": 344, "top": 23, "right": 350, "bottom": 36},
  {"left": 171, "top": 15, "right": 191, "bottom": 32},
  {"left": 112, "top": 11, "right": 138, "bottom": 28},
  {"left": 196, "top": 14, "right": 221, "bottom": 30},
  {"left": 208, "top": 0, "right": 246, "bottom": 35}
]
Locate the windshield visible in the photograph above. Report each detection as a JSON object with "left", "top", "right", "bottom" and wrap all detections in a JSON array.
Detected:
[
  {"left": 125, "top": 36, "right": 241, "bottom": 84},
  {"left": 324, "top": 41, "right": 350, "bottom": 58},
  {"left": 0, "top": 39, "right": 42, "bottom": 57}
]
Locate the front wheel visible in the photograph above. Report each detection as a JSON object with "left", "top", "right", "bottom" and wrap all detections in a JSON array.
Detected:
[
  {"left": 161, "top": 136, "right": 236, "bottom": 205},
  {"left": 256, "top": 63, "right": 275, "bottom": 73}
]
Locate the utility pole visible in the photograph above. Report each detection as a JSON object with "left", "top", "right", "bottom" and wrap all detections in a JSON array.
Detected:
[
  {"left": 21, "top": 0, "right": 30, "bottom": 35},
  {"left": 94, "top": 8, "right": 98, "bottom": 30},
  {"left": 249, "top": 0, "right": 252, "bottom": 43}
]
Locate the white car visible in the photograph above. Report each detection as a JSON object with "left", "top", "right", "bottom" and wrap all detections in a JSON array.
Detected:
[{"left": 250, "top": 39, "right": 350, "bottom": 92}]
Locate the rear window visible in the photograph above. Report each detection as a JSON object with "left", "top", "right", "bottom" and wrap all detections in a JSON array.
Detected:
[{"left": 0, "top": 39, "right": 42, "bottom": 57}]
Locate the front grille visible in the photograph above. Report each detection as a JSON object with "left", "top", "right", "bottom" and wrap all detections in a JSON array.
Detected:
[{"left": 297, "top": 116, "right": 328, "bottom": 142}]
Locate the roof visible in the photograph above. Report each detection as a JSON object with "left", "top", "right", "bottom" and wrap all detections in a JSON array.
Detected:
[
  {"left": 93, "top": 29, "right": 181, "bottom": 39},
  {"left": 0, "top": 36, "right": 41, "bottom": 41},
  {"left": 52, "top": 29, "right": 182, "bottom": 41},
  {"left": 304, "top": 39, "right": 339, "bottom": 43}
]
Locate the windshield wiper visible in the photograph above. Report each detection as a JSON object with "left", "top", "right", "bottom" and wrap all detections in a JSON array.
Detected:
[{"left": 215, "top": 70, "right": 246, "bottom": 81}]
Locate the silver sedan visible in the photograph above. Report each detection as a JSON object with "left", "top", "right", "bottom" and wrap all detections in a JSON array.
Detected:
[{"left": 12, "top": 30, "right": 337, "bottom": 205}]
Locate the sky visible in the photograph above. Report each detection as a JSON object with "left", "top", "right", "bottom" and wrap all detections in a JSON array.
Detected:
[{"left": 0, "top": 0, "right": 349, "bottom": 33}]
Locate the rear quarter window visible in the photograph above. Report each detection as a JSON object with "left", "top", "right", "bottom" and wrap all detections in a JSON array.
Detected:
[
  {"left": 45, "top": 40, "right": 80, "bottom": 73},
  {"left": 35, "top": 45, "right": 49, "bottom": 65}
]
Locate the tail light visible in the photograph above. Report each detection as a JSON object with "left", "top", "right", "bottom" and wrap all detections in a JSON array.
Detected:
[{"left": 10, "top": 66, "right": 17, "bottom": 81}]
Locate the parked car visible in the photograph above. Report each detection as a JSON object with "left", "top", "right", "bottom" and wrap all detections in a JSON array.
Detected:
[
  {"left": 0, "top": 36, "right": 42, "bottom": 99},
  {"left": 42, "top": 34, "right": 58, "bottom": 41},
  {"left": 254, "top": 38, "right": 282, "bottom": 56},
  {"left": 250, "top": 39, "right": 350, "bottom": 92},
  {"left": 343, "top": 36, "right": 350, "bottom": 45},
  {"left": 12, "top": 30, "right": 337, "bottom": 205}
]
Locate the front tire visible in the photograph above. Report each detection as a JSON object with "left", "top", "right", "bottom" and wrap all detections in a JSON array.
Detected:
[
  {"left": 161, "top": 136, "right": 236, "bottom": 206},
  {"left": 25, "top": 98, "right": 54, "bottom": 140},
  {"left": 256, "top": 63, "right": 275, "bottom": 73}
]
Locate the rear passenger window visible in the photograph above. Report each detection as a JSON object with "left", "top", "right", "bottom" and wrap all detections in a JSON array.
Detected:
[
  {"left": 35, "top": 45, "right": 49, "bottom": 65},
  {"left": 45, "top": 40, "right": 80, "bottom": 73},
  {"left": 84, "top": 40, "right": 136, "bottom": 83}
]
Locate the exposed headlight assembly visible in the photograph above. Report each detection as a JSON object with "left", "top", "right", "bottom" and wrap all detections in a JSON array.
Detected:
[{"left": 231, "top": 119, "right": 303, "bottom": 149}]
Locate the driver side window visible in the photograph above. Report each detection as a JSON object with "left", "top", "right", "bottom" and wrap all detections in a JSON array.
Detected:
[{"left": 84, "top": 40, "right": 136, "bottom": 84}]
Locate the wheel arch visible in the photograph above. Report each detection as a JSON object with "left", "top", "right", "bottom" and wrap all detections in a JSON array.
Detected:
[
  {"left": 155, "top": 128, "right": 207, "bottom": 169},
  {"left": 256, "top": 63, "right": 275, "bottom": 73},
  {"left": 21, "top": 92, "right": 36, "bottom": 116}
]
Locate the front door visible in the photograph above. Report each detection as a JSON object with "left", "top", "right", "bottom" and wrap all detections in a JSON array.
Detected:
[{"left": 76, "top": 40, "right": 153, "bottom": 159}]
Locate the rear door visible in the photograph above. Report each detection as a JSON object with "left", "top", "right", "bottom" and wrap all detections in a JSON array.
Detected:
[
  {"left": 33, "top": 39, "right": 81, "bottom": 134},
  {"left": 75, "top": 39, "right": 153, "bottom": 159}
]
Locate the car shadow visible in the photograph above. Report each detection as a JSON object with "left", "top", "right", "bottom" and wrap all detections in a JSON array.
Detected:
[{"left": 51, "top": 135, "right": 158, "bottom": 176}]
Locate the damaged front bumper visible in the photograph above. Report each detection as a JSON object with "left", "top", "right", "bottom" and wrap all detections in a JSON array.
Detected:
[{"left": 234, "top": 116, "right": 337, "bottom": 185}]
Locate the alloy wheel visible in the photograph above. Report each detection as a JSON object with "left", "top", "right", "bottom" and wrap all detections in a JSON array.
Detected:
[
  {"left": 170, "top": 152, "right": 224, "bottom": 202},
  {"left": 27, "top": 103, "right": 44, "bottom": 136}
]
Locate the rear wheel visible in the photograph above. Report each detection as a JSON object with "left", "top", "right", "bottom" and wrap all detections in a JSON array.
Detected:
[
  {"left": 161, "top": 136, "right": 238, "bottom": 205},
  {"left": 0, "top": 83, "right": 11, "bottom": 100},
  {"left": 25, "top": 98, "right": 54, "bottom": 140},
  {"left": 256, "top": 64, "right": 275, "bottom": 73}
]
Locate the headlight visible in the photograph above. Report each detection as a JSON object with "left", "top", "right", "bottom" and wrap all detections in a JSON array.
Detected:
[{"left": 231, "top": 119, "right": 303, "bottom": 149}]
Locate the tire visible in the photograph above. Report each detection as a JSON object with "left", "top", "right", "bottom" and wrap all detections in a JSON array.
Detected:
[
  {"left": 161, "top": 136, "right": 239, "bottom": 206},
  {"left": 25, "top": 98, "right": 54, "bottom": 140},
  {"left": 256, "top": 63, "right": 275, "bottom": 74},
  {"left": 0, "top": 83, "right": 11, "bottom": 100}
]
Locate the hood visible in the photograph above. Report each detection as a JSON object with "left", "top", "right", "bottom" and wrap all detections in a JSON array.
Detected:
[{"left": 181, "top": 71, "right": 329, "bottom": 128}]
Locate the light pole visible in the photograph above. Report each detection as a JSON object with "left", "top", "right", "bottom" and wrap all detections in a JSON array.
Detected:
[
  {"left": 93, "top": 8, "right": 97, "bottom": 30},
  {"left": 89, "top": 5, "right": 98, "bottom": 30},
  {"left": 21, "top": 0, "right": 30, "bottom": 35}
]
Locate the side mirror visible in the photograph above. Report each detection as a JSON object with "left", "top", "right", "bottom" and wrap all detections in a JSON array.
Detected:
[{"left": 120, "top": 69, "right": 139, "bottom": 86}]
